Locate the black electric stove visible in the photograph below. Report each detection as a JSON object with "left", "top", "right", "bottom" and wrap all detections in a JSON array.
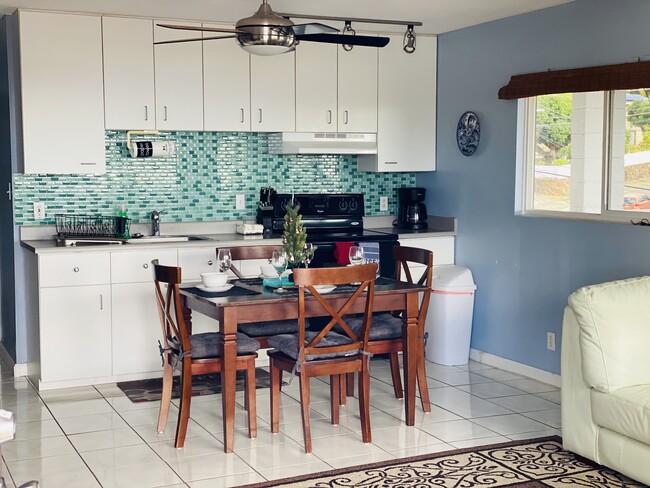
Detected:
[{"left": 271, "top": 193, "right": 399, "bottom": 276}]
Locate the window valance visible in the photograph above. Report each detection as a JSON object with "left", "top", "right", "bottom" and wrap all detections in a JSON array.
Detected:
[{"left": 498, "top": 59, "right": 650, "bottom": 100}]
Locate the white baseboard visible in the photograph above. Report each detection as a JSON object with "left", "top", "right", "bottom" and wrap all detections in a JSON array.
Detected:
[{"left": 469, "top": 348, "right": 561, "bottom": 388}]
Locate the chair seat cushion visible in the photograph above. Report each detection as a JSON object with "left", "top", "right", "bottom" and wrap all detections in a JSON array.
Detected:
[
  {"left": 591, "top": 385, "right": 650, "bottom": 445},
  {"left": 347, "top": 313, "right": 403, "bottom": 341},
  {"left": 190, "top": 332, "right": 260, "bottom": 359},
  {"left": 268, "top": 330, "right": 357, "bottom": 361},
  {"left": 238, "top": 319, "right": 299, "bottom": 337}
]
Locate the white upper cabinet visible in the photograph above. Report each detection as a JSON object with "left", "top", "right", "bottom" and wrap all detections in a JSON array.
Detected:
[
  {"left": 295, "top": 42, "right": 337, "bottom": 132},
  {"left": 18, "top": 11, "right": 105, "bottom": 174},
  {"left": 103, "top": 17, "right": 155, "bottom": 130},
  {"left": 358, "top": 35, "right": 437, "bottom": 172},
  {"left": 203, "top": 24, "right": 251, "bottom": 132},
  {"left": 250, "top": 52, "right": 295, "bottom": 132},
  {"left": 154, "top": 21, "right": 204, "bottom": 131},
  {"left": 338, "top": 45, "right": 378, "bottom": 133}
]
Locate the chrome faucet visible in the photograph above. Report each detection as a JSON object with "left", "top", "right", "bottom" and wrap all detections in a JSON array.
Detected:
[{"left": 151, "top": 210, "right": 161, "bottom": 236}]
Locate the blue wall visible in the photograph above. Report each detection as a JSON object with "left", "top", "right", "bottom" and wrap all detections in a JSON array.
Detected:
[{"left": 422, "top": 0, "right": 650, "bottom": 374}]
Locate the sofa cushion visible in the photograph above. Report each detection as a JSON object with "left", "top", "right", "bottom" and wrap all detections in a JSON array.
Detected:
[
  {"left": 568, "top": 276, "right": 650, "bottom": 393},
  {"left": 591, "top": 385, "right": 650, "bottom": 445}
]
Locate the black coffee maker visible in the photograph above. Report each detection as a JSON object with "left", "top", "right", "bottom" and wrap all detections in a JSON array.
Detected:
[{"left": 394, "top": 187, "right": 428, "bottom": 230}]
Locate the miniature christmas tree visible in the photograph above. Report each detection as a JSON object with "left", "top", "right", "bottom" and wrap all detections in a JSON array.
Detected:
[{"left": 282, "top": 200, "right": 316, "bottom": 267}]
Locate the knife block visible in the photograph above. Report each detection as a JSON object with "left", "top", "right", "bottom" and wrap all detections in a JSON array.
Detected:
[{"left": 256, "top": 204, "right": 274, "bottom": 233}]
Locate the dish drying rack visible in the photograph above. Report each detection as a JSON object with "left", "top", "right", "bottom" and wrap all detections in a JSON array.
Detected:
[{"left": 55, "top": 214, "right": 130, "bottom": 246}]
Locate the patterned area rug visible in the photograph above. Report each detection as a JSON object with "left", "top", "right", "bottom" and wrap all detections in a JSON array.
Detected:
[
  {"left": 240, "top": 437, "right": 646, "bottom": 488},
  {"left": 117, "top": 368, "right": 274, "bottom": 403}
]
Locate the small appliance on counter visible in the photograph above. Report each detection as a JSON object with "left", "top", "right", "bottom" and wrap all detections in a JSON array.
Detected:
[
  {"left": 256, "top": 187, "right": 276, "bottom": 233},
  {"left": 394, "top": 187, "right": 428, "bottom": 230}
]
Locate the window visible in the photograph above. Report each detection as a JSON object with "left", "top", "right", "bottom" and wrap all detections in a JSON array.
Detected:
[{"left": 519, "top": 89, "right": 650, "bottom": 222}]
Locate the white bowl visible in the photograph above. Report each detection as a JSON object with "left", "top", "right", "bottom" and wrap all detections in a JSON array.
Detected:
[{"left": 200, "top": 271, "right": 228, "bottom": 287}]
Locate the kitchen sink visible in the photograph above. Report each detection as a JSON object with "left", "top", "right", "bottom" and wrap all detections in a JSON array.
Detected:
[{"left": 126, "top": 235, "right": 213, "bottom": 244}]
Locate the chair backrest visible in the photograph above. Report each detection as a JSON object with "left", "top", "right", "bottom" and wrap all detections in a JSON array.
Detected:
[
  {"left": 152, "top": 261, "right": 190, "bottom": 355},
  {"left": 292, "top": 263, "right": 377, "bottom": 363},
  {"left": 393, "top": 246, "right": 434, "bottom": 326},
  {"left": 221, "top": 245, "right": 280, "bottom": 279}
]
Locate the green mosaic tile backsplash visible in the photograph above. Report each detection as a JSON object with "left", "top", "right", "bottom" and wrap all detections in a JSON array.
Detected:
[{"left": 13, "top": 131, "right": 415, "bottom": 225}]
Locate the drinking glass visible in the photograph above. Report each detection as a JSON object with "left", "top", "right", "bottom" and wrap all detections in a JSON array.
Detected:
[
  {"left": 217, "top": 249, "right": 232, "bottom": 273},
  {"left": 348, "top": 246, "right": 365, "bottom": 266},
  {"left": 303, "top": 243, "right": 314, "bottom": 268},
  {"left": 271, "top": 250, "right": 288, "bottom": 293}
]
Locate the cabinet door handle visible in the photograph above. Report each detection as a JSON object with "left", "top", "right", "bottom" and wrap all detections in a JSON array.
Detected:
[
  {"left": 258, "top": 109, "right": 263, "bottom": 124},
  {"left": 80, "top": 162, "right": 96, "bottom": 166},
  {"left": 164, "top": 105, "right": 168, "bottom": 121},
  {"left": 100, "top": 294, "right": 104, "bottom": 310},
  {"left": 240, "top": 108, "right": 245, "bottom": 123},
  {"left": 73, "top": 267, "right": 80, "bottom": 273},
  {"left": 344, "top": 110, "right": 349, "bottom": 125},
  {"left": 207, "top": 260, "right": 213, "bottom": 266},
  {"left": 143, "top": 263, "right": 149, "bottom": 269},
  {"left": 145, "top": 105, "right": 149, "bottom": 121},
  {"left": 327, "top": 110, "right": 332, "bottom": 125}
]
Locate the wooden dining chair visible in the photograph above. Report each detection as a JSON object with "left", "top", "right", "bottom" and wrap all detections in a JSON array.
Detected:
[
  {"left": 268, "top": 263, "right": 377, "bottom": 453},
  {"left": 344, "top": 246, "right": 434, "bottom": 412},
  {"left": 152, "top": 261, "right": 260, "bottom": 448},
  {"left": 224, "top": 245, "right": 299, "bottom": 348}
]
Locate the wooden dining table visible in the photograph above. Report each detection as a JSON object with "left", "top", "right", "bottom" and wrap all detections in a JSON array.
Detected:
[{"left": 180, "top": 276, "right": 428, "bottom": 453}]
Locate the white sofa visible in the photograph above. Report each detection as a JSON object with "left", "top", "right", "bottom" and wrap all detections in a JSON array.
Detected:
[{"left": 562, "top": 275, "right": 650, "bottom": 484}]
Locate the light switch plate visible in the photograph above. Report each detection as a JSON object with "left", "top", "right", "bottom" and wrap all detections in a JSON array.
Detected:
[
  {"left": 379, "top": 196, "right": 389, "bottom": 212},
  {"left": 235, "top": 194, "right": 245, "bottom": 210},
  {"left": 33, "top": 202, "right": 45, "bottom": 220}
]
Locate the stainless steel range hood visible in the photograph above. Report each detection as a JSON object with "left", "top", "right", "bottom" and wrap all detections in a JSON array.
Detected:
[{"left": 268, "top": 132, "right": 377, "bottom": 155}]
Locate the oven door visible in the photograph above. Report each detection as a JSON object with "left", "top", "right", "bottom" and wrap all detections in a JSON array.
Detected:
[{"left": 309, "top": 239, "right": 399, "bottom": 278}]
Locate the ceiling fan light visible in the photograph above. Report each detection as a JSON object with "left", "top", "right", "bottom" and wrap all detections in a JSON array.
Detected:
[{"left": 237, "top": 27, "right": 296, "bottom": 56}]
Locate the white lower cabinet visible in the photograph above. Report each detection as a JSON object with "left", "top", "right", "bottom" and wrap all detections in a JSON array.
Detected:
[
  {"left": 40, "top": 285, "right": 112, "bottom": 383},
  {"left": 38, "top": 253, "right": 111, "bottom": 384},
  {"left": 111, "top": 249, "right": 177, "bottom": 376},
  {"left": 178, "top": 247, "right": 221, "bottom": 334},
  {"left": 397, "top": 236, "right": 455, "bottom": 282}
]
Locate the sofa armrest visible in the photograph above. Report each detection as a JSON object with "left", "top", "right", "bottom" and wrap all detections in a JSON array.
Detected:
[{"left": 561, "top": 306, "right": 599, "bottom": 461}]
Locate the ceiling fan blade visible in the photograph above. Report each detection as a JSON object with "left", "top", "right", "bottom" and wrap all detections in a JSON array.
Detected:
[
  {"left": 292, "top": 22, "right": 339, "bottom": 36},
  {"left": 154, "top": 35, "right": 237, "bottom": 46},
  {"left": 157, "top": 23, "right": 241, "bottom": 34},
  {"left": 296, "top": 33, "right": 390, "bottom": 48}
]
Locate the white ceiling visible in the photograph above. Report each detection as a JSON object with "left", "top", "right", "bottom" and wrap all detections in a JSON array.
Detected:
[{"left": 0, "top": 0, "right": 573, "bottom": 34}]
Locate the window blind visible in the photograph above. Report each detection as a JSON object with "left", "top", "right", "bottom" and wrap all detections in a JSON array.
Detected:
[{"left": 498, "top": 60, "right": 650, "bottom": 100}]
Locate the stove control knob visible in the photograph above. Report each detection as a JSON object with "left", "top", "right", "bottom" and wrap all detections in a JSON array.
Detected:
[
  {"left": 349, "top": 200, "right": 359, "bottom": 211},
  {"left": 338, "top": 200, "right": 348, "bottom": 211}
]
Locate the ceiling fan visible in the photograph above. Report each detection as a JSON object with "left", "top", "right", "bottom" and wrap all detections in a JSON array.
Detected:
[{"left": 155, "top": 0, "right": 391, "bottom": 55}]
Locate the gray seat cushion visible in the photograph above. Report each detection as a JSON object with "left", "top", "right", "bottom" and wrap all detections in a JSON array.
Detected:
[
  {"left": 189, "top": 332, "right": 260, "bottom": 359},
  {"left": 346, "top": 313, "right": 403, "bottom": 341},
  {"left": 268, "top": 330, "right": 358, "bottom": 361},
  {"left": 238, "top": 319, "right": 300, "bottom": 337}
]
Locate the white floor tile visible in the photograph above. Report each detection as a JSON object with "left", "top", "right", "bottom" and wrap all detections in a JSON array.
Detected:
[
  {"left": 457, "top": 382, "right": 528, "bottom": 399},
  {"left": 148, "top": 434, "right": 224, "bottom": 462},
  {"left": 236, "top": 441, "right": 318, "bottom": 470},
  {"left": 68, "top": 427, "right": 145, "bottom": 452},
  {"left": 535, "top": 390, "right": 561, "bottom": 404},
  {"left": 472, "top": 413, "right": 551, "bottom": 435},
  {"left": 37, "top": 386, "right": 103, "bottom": 403},
  {"left": 256, "top": 460, "right": 333, "bottom": 482},
  {"left": 508, "top": 428, "right": 561, "bottom": 440},
  {"left": 132, "top": 418, "right": 210, "bottom": 443},
  {"left": 325, "top": 451, "right": 396, "bottom": 469},
  {"left": 56, "top": 411, "right": 129, "bottom": 435},
  {"left": 166, "top": 451, "right": 254, "bottom": 482},
  {"left": 13, "top": 419, "right": 64, "bottom": 441},
  {"left": 309, "top": 432, "right": 387, "bottom": 461},
  {"left": 188, "top": 472, "right": 266, "bottom": 487},
  {"left": 503, "top": 378, "right": 559, "bottom": 394},
  {"left": 474, "top": 369, "right": 525, "bottom": 382},
  {"left": 388, "top": 442, "right": 454, "bottom": 458},
  {"left": 1, "top": 436, "right": 75, "bottom": 462},
  {"left": 450, "top": 436, "right": 510, "bottom": 449},
  {"left": 370, "top": 424, "right": 443, "bottom": 451},
  {"left": 48, "top": 398, "right": 113, "bottom": 419},
  {"left": 6, "top": 453, "right": 101, "bottom": 488},
  {"left": 488, "top": 394, "right": 558, "bottom": 413},
  {"left": 521, "top": 407, "right": 562, "bottom": 428},
  {"left": 418, "top": 419, "right": 499, "bottom": 443},
  {"left": 430, "top": 388, "right": 511, "bottom": 418}
]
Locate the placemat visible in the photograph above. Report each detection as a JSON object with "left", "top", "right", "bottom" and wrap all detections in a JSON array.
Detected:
[{"left": 185, "top": 285, "right": 260, "bottom": 298}]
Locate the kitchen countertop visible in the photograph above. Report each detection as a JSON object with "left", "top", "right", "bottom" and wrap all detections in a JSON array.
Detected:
[{"left": 21, "top": 215, "right": 456, "bottom": 254}]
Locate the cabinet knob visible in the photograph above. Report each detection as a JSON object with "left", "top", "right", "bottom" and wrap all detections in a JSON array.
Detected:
[
  {"left": 207, "top": 260, "right": 213, "bottom": 266},
  {"left": 143, "top": 263, "right": 149, "bottom": 269},
  {"left": 73, "top": 267, "right": 80, "bottom": 273}
]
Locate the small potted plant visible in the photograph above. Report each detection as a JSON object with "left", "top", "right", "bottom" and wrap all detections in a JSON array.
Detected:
[{"left": 281, "top": 200, "right": 316, "bottom": 279}]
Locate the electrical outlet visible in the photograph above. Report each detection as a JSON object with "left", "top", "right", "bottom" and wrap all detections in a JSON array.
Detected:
[
  {"left": 33, "top": 202, "right": 45, "bottom": 220},
  {"left": 379, "top": 196, "right": 389, "bottom": 211},
  {"left": 235, "top": 194, "right": 245, "bottom": 210},
  {"left": 547, "top": 332, "right": 556, "bottom": 351}
]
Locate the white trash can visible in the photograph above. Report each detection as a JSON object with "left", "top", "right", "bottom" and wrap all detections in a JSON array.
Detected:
[{"left": 424, "top": 265, "right": 476, "bottom": 366}]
